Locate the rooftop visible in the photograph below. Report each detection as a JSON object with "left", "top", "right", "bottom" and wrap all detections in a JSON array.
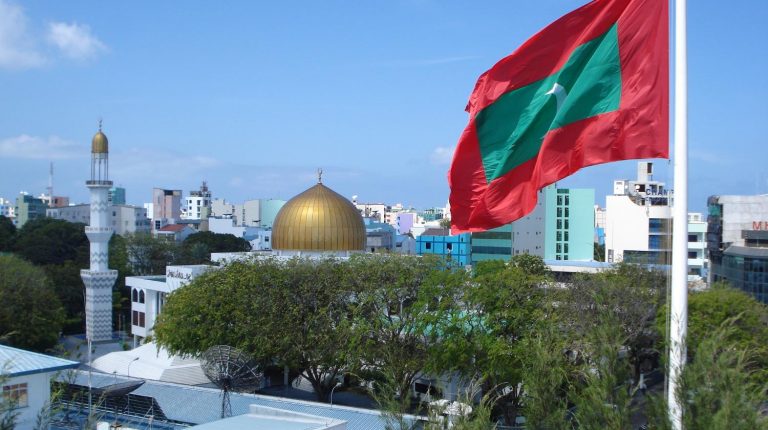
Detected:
[
  {"left": 62, "top": 371, "right": 416, "bottom": 430},
  {"left": 0, "top": 344, "right": 79, "bottom": 377}
]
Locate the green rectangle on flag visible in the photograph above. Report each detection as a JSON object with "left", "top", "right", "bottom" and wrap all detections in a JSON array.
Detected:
[{"left": 476, "top": 24, "right": 622, "bottom": 182}]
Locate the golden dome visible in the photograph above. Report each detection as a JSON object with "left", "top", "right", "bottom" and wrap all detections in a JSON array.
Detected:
[
  {"left": 272, "top": 182, "right": 366, "bottom": 252},
  {"left": 91, "top": 131, "right": 108, "bottom": 154}
]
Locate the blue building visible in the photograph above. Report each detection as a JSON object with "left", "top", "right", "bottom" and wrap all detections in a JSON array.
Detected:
[{"left": 416, "top": 228, "right": 470, "bottom": 267}]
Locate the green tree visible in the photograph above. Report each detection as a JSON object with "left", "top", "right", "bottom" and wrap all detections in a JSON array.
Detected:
[
  {"left": 430, "top": 258, "right": 552, "bottom": 425},
  {"left": 509, "top": 253, "right": 551, "bottom": 277},
  {"left": 0, "top": 216, "right": 16, "bottom": 253},
  {"left": 678, "top": 322, "right": 768, "bottom": 429},
  {"left": 122, "top": 233, "right": 179, "bottom": 275},
  {"left": 346, "top": 254, "right": 448, "bottom": 401},
  {"left": 0, "top": 255, "right": 65, "bottom": 351},
  {"left": 647, "top": 321, "right": 768, "bottom": 430},
  {"left": 42, "top": 262, "right": 87, "bottom": 334},
  {"left": 155, "top": 257, "right": 358, "bottom": 402},
  {"left": 273, "top": 258, "right": 356, "bottom": 401},
  {"left": 109, "top": 234, "right": 132, "bottom": 333},
  {"left": 657, "top": 283, "right": 768, "bottom": 383},
  {"left": 13, "top": 218, "right": 88, "bottom": 266},
  {"left": 560, "top": 263, "right": 666, "bottom": 383},
  {"left": 520, "top": 325, "right": 571, "bottom": 429},
  {"left": 179, "top": 231, "right": 251, "bottom": 264},
  {"left": 12, "top": 218, "right": 91, "bottom": 334},
  {"left": 569, "top": 314, "right": 636, "bottom": 430}
]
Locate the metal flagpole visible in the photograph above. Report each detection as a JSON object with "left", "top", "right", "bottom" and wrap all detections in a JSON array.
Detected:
[{"left": 668, "top": 0, "right": 688, "bottom": 428}]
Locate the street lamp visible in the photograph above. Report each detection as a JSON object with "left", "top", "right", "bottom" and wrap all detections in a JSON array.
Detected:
[
  {"left": 126, "top": 357, "right": 139, "bottom": 420},
  {"left": 330, "top": 382, "right": 343, "bottom": 406},
  {"left": 127, "top": 357, "right": 139, "bottom": 377}
]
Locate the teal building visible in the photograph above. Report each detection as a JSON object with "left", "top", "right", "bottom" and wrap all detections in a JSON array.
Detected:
[
  {"left": 14, "top": 194, "right": 47, "bottom": 227},
  {"left": 258, "top": 198, "right": 286, "bottom": 228},
  {"left": 543, "top": 187, "right": 595, "bottom": 261},
  {"left": 471, "top": 224, "right": 513, "bottom": 265},
  {"left": 108, "top": 186, "right": 126, "bottom": 205}
]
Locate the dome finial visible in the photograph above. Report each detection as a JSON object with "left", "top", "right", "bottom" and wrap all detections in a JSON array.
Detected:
[
  {"left": 317, "top": 168, "right": 323, "bottom": 184},
  {"left": 98, "top": 118, "right": 103, "bottom": 132}
]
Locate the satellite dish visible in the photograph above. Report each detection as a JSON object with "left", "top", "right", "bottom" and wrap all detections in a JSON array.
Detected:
[{"left": 201, "top": 345, "right": 262, "bottom": 418}]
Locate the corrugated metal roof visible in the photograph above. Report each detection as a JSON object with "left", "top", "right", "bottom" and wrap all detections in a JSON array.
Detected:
[
  {"left": 65, "top": 371, "right": 417, "bottom": 430},
  {"left": 0, "top": 345, "right": 79, "bottom": 377}
]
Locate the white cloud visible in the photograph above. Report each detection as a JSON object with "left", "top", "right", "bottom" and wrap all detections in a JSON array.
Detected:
[
  {"left": 47, "top": 22, "right": 107, "bottom": 60},
  {"left": 110, "top": 149, "right": 224, "bottom": 185},
  {"left": 0, "top": 135, "right": 85, "bottom": 159},
  {"left": 430, "top": 146, "right": 454, "bottom": 165},
  {"left": 0, "top": 0, "right": 45, "bottom": 69}
]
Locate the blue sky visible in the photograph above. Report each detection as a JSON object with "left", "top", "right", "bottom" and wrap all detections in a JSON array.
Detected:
[{"left": 1, "top": 0, "right": 766, "bottom": 214}]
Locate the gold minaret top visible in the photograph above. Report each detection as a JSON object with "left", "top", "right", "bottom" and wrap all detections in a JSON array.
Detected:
[{"left": 91, "top": 120, "right": 109, "bottom": 154}]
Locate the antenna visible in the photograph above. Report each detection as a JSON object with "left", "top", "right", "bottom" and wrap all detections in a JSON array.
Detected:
[
  {"left": 47, "top": 162, "right": 54, "bottom": 204},
  {"left": 201, "top": 345, "right": 262, "bottom": 418}
]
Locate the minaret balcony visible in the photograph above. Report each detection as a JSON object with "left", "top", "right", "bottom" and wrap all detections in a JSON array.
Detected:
[
  {"left": 85, "top": 226, "right": 114, "bottom": 242},
  {"left": 86, "top": 180, "right": 113, "bottom": 187}
]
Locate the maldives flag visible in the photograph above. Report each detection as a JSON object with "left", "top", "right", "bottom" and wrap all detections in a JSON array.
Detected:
[{"left": 449, "top": 0, "right": 668, "bottom": 234}]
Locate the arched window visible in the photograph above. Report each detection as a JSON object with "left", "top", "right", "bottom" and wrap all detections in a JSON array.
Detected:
[
  {"left": 132, "top": 289, "right": 138, "bottom": 303},
  {"left": 139, "top": 290, "right": 145, "bottom": 304}
]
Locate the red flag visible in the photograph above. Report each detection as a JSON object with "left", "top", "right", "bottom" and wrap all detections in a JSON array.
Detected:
[{"left": 449, "top": 0, "right": 668, "bottom": 234}]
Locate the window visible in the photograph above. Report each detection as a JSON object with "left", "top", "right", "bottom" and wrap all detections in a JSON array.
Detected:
[
  {"left": 557, "top": 196, "right": 563, "bottom": 205},
  {"left": 557, "top": 208, "right": 563, "bottom": 217},
  {"left": 557, "top": 220, "right": 562, "bottom": 229},
  {"left": 565, "top": 195, "right": 569, "bottom": 205},
  {"left": 564, "top": 208, "right": 569, "bottom": 217},
  {"left": 132, "top": 289, "right": 138, "bottom": 302},
  {"left": 688, "top": 251, "right": 697, "bottom": 259},
  {"left": 688, "top": 234, "right": 698, "bottom": 242},
  {"left": 139, "top": 290, "right": 145, "bottom": 304},
  {"left": 425, "top": 242, "right": 432, "bottom": 250},
  {"left": 2, "top": 383, "right": 28, "bottom": 408},
  {"left": 132, "top": 311, "right": 146, "bottom": 327},
  {"left": 446, "top": 243, "right": 453, "bottom": 251}
]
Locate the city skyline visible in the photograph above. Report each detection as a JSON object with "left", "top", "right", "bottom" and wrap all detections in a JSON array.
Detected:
[{"left": 1, "top": 0, "right": 767, "bottom": 213}]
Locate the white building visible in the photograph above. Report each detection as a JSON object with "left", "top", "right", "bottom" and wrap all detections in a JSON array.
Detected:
[
  {"left": 353, "top": 198, "right": 388, "bottom": 224},
  {"left": 183, "top": 181, "right": 212, "bottom": 220},
  {"left": 0, "top": 197, "right": 15, "bottom": 219},
  {"left": 208, "top": 217, "right": 273, "bottom": 250},
  {"left": 47, "top": 204, "right": 151, "bottom": 236},
  {"left": 127, "top": 264, "right": 213, "bottom": 341},
  {"left": 605, "top": 162, "right": 673, "bottom": 265},
  {"left": 210, "top": 198, "right": 234, "bottom": 218},
  {"left": 687, "top": 212, "right": 708, "bottom": 282},
  {"left": 0, "top": 345, "right": 79, "bottom": 430}
]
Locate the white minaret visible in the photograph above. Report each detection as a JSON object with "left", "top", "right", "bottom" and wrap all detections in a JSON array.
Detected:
[{"left": 80, "top": 121, "right": 118, "bottom": 342}]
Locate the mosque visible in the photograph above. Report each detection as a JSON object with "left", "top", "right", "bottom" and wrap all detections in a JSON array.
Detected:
[
  {"left": 126, "top": 168, "right": 368, "bottom": 345},
  {"left": 270, "top": 169, "right": 367, "bottom": 257}
]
